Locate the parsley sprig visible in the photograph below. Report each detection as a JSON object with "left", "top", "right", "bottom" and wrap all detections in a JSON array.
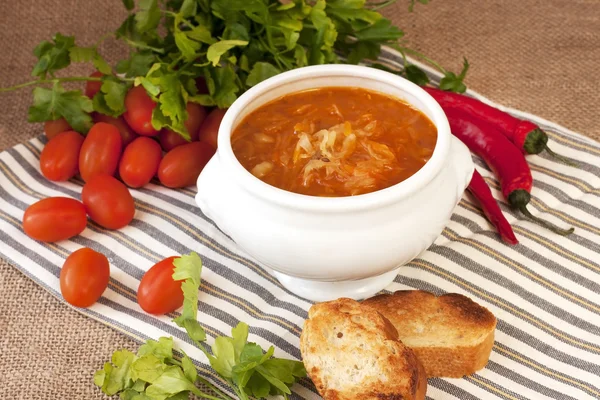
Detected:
[
  {"left": 1, "top": 0, "right": 468, "bottom": 137},
  {"left": 94, "top": 252, "right": 306, "bottom": 400}
]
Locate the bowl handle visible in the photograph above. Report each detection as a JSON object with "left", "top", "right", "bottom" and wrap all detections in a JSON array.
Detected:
[
  {"left": 195, "top": 153, "right": 221, "bottom": 221},
  {"left": 448, "top": 134, "right": 475, "bottom": 196}
]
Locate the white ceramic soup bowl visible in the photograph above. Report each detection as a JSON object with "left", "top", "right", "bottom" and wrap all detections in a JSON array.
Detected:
[{"left": 196, "top": 64, "right": 473, "bottom": 302}]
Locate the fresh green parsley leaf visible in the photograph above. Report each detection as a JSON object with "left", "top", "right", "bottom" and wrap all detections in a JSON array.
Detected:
[
  {"left": 145, "top": 68, "right": 190, "bottom": 138},
  {"left": 136, "top": 0, "right": 161, "bottom": 33},
  {"left": 255, "top": 365, "right": 291, "bottom": 395},
  {"left": 28, "top": 83, "right": 93, "bottom": 133},
  {"left": 309, "top": 0, "right": 338, "bottom": 64},
  {"left": 132, "top": 354, "right": 167, "bottom": 384},
  {"left": 145, "top": 366, "right": 197, "bottom": 400},
  {"left": 179, "top": 0, "right": 197, "bottom": 17},
  {"left": 246, "top": 62, "right": 281, "bottom": 87},
  {"left": 223, "top": 23, "right": 250, "bottom": 42},
  {"left": 207, "top": 40, "right": 248, "bottom": 67},
  {"left": 181, "top": 318, "right": 207, "bottom": 343},
  {"left": 239, "top": 343, "right": 264, "bottom": 364},
  {"left": 209, "top": 336, "right": 236, "bottom": 378},
  {"left": 185, "top": 24, "right": 216, "bottom": 44},
  {"left": 137, "top": 337, "right": 174, "bottom": 361},
  {"left": 132, "top": 379, "right": 148, "bottom": 392},
  {"left": 171, "top": 252, "right": 204, "bottom": 331},
  {"left": 346, "top": 41, "right": 381, "bottom": 64},
  {"left": 439, "top": 57, "right": 469, "bottom": 93},
  {"left": 354, "top": 18, "right": 403, "bottom": 41},
  {"left": 117, "top": 52, "right": 157, "bottom": 78},
  {"left": 180, "top": 352, "right": 198, "bottom": 383},
  {"left": 102, "top": 78, "right": 129, "bottom": 114},
  {"left": 98, "top": 349, "right": 136, "bottom": 396},
  {"left": 404, "top": 64, "right": 430, "bottom": 86},
  {"left": 122, "top": 0, "right": 135, "bottom": 11},
  {"left": 202, "top": 65, "right": 240, "bottom": 108},
  {"left": 32, "top": 33, "right": 75, "bottom": 78},
  {"left": 68, "top": 46, "right": 96, "bottom": 63},
  {"left": 92, "top": 78, "right": 128, "bottom": 118},
  {"left": 246, "top": 374, "right": 270, "bottom": 398},
  {"left": 230, "top": 322, "right": 249, "bottom": 362},
  {"left": 294, "top": 45, "right": 307, "bottom": 67}
]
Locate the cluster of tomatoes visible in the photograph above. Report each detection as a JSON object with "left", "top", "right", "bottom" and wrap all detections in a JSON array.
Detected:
[{"left": 22, "top": 72, "right": 224, "bottom": 313}]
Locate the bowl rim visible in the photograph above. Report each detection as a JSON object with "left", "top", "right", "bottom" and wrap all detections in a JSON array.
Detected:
[{"left": 216, "top": 64, "right": 451, "bottom": 212}]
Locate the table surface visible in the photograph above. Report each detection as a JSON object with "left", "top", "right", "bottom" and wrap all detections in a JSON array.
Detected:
[{"left": 1, "top": 0, "right": 598, "bottom": 398}]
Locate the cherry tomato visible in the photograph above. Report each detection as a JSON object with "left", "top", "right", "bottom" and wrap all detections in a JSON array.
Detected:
[
  {"left": 79, "top": 122, "right": 123, "bottom": 182},
  {"left": 60, "top": 247, "right": 109, "bottom": 308},
  {"left": 137, "top": 256, "right": 183, "bottom": 314},
  {"left": 23, "top": 197, "right": 87, "bottom": 242},
  {"left": 44, "top": 118, "right": 72, "bottom": 140},
  {"left": 119, "top": 137, "right": 162, "bottom": 188},
  {"left": 123, "top": 86, "right": 159, "bottom": 136},
  {"left": 40, "top": 131, "right": 85, "bottom": 181},
  {"left": 93, "top": 113, "right": 138, "bottom": 147},
  {"left": 85, "top": 71, "right": 104, "bottom": 99},
  {"left": 198, "top": 108, "right": 226, "bottom": 149},
  {"left": 159, "top": 103, "right": 207, "bottom": 151},
  {"left": 82, "top": 175, "right": 135, "bottom": 230},
  {"left": 158, "top": 141, "right": 215, "bottom": 188}
]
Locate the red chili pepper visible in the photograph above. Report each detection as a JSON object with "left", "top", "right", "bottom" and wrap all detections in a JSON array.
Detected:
[
  {"left": 467, "top": 170, "right": 518, "bottom": 245},
  {"left": 446, "top": 109, "right": 573, "bottom": 236},
  {"left": 423, "top": 87, "right": 575, "bottom": 165}
]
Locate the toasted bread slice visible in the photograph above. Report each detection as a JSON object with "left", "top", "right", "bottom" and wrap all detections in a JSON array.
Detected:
[
  {"left": 363, "top": 290, "right": 496, "bottom": 378},
  {"left": 300, "top": 298, "right": 427, "bottom": 400}
]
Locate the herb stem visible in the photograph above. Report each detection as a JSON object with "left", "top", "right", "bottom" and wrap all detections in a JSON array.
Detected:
[
  {"left": 0, "top": 76, "right": 105, "bottom": 93},
  {"left": 196, "top": 376, "right": 234, "bottom": 400},
  {"left": 122, "top": 38, "right": 166, "bottom": 54},
  {"left": 191, "top": 386, "right": 230, "bottom": 400},
  {"left": 94, "top": 32, "right": 115, "bottom": 48},
  {"left": 397, "top": 46, "right": 448, "bottom": 74}
]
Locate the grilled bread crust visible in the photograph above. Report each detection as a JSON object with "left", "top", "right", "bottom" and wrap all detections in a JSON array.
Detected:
[
  {"left": 363, "top": 291, "right": 497, "bottom": 378},
  {"left": 300, "top": 298, "right": 427, "bottom": 400}
]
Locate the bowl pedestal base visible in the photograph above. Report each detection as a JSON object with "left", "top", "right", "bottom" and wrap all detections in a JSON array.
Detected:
[{"left": 271, "top": 268, "right": 400, "bottom": 302}]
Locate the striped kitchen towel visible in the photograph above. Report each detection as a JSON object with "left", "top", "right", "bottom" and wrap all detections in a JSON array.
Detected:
[{"left": 0, "top": 48, "right": 599, "bottom": 400}]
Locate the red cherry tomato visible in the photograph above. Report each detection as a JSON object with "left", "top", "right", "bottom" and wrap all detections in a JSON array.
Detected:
[
  {"left": 82, "top": 175, "right": 135, "bottom": 230},
  {"left": 40, "top": 131, "right": 85, "bottom": 181},
  {"left": 79, "top": 122, "right": 123, "bottom": 182},
  {"left": 137, "top": 256, "right": 183, "bottom": 314},
  {"left": 44, "top": 118, "right": 72, "bottom": 140},
  {"left": 158, "top": 141, "right": 215, "bottom": 188},
  {"left": 119, "top": 137, "right": 162, "bottom": 188},
  {"left": 123, "top": 86, "right": 159, "bottom": 136},
  {"left": 198, "top": 108, "right": 226, "bottom": 149},
  {"left": 85, "top": 71, "right": 104, "bottom": 99},
  {"left": 93, "top": 113, "right": 138, "bottom": 147},
  {"left": 60, "top": 247, "right": 110, "bottom": 308},
  {"left": 159, "top": 103, "right": 207, "bottom": 151},
  {"left": 23, "top": 197, "right": 87, "bottom": 242}
]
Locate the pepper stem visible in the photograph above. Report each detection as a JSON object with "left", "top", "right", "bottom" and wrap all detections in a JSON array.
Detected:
[
  {"left": 544, "top": 144, "right": 578, "bottom": 167},
  {"left": 518, "top": 205, "right": 574, "bottom": 236},
  {"left": 508, "top": 190, "right": 574, "bottom": 236}
]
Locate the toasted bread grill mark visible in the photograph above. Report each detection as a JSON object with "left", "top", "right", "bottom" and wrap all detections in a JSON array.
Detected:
[
  {"left": 363, "top": 290, "right": 497, "bottom": 378},
  {"left": 300, "top": 298, "right": 427, "bottom": 400}
]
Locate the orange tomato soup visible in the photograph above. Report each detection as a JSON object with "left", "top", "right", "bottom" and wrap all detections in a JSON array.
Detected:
[{"left": 231, "top": 87, "right": 437, "bottom": 197}]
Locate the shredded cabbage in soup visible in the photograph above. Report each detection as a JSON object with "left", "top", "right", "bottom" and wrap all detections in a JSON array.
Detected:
[{"left": 231, "top": 87, "right": 437, "bottom": 197}]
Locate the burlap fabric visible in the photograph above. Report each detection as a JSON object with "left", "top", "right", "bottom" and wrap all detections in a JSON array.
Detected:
[{"left": 0, "top": 0, "right": 598, "bottom": 398}]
